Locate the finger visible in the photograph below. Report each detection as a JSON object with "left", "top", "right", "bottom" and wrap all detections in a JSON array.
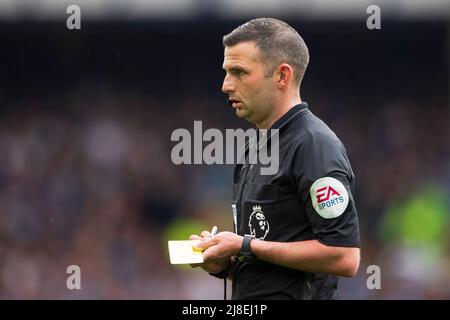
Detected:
[
  {"left": 203, "top": 246, "right": 222, "bottom": 262},
  {"left": 189, "top": 234, "right": 201, "bottom": 240},
  {"left": 189, "top": 263, "right": 202, "bottom": 268},
  {"left": 195, "top": 236, "right": 218, "bottom": 251},
  {"left": 200, "top": 230, "right": 211, "bottom": 238}
]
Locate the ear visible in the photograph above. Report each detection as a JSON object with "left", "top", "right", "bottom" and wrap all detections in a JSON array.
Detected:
[{"left": 276, "top": 63, "right": 293, "bottom": 89}]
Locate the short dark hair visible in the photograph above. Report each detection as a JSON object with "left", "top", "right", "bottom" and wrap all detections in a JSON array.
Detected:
[{"left": 223, "top": 17, "right": 309, "bottom": 86}]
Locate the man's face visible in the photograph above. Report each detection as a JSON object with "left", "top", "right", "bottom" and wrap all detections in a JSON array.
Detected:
[{"left": 222, "top": 41, "right": 276, "bottom": 126}]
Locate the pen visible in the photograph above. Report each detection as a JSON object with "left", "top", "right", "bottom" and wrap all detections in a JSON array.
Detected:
[{"left": 211, "top": 226, "right": 218, "bottom": 237}]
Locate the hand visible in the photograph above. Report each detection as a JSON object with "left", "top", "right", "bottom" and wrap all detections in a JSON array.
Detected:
[
  {"left": 188, "top": 231, "right": 229, "bottom": 274},
  {"left": 195, "top": 231, "right": 243, "bottom": 263}
]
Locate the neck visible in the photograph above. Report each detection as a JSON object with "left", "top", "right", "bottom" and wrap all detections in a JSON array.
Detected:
[{"left": 256, "top": 93, "right": 302, "bottom": 129}]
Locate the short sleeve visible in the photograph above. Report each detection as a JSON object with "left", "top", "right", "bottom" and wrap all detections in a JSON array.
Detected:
[{"left": 293, "top": 131, "right": 361, "bottom": 248}]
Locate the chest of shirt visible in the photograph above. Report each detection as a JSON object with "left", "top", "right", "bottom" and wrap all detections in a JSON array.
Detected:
[{"left": 232, "top": 147, "right": 311, "bottom": 241}]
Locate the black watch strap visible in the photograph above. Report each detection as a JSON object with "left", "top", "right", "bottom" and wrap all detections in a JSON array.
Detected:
[
  {"left": 238, "top": 234, "right": 256, "bottom": 263},
  {"left": 242, "top": 234, "right": 253, "bottom": 253}
]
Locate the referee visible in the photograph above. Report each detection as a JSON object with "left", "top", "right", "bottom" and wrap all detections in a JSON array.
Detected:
[{"left": 190, "top": 18, "right": 361, "bottom": 300}]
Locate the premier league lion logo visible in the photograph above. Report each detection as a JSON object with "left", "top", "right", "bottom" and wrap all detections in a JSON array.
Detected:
[{"left": 248, "top": 205, "right": 270, "bottom": 240}]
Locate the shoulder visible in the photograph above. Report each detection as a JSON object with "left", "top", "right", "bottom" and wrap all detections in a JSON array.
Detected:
[
  {"left": 288, "top": 111, "right": 354, "bottom": 182},
  {"left": 291, "top": 110, "right": 345, "bottom": 156}
]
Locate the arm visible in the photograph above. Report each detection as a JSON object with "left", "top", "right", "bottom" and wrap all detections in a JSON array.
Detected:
[
  {"left": 197, "top": 232, "right": 360, "bottom": 278},
  {"left": 250, "top": 238, "right": 360, "bottom": 277}
]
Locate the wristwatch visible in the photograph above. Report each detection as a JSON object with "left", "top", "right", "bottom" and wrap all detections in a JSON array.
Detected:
[{"left": 238, "top": 234, "right": 256, "bottom": 263}]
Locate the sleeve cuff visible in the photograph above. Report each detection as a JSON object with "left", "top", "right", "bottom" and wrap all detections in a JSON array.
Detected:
[{"left": 318, "top": 237, "right": 361, "bottom": 248}]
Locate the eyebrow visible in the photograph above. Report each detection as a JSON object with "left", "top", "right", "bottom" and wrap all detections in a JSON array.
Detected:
[{"left": 222, "top": 65, "right": 247, "bottom": 72}]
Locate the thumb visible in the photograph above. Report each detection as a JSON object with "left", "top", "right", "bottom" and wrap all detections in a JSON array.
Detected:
[{"left": 194, "top": 236, "right": 217, "bottom": 251}]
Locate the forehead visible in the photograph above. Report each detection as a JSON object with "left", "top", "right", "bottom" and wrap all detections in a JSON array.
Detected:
[{"left": 223, "top": 41, "right": 262, "bottom": 68}]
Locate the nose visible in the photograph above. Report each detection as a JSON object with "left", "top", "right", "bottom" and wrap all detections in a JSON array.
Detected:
[{"left": 222, "top": 74, "right": 235, "bottom": 94}]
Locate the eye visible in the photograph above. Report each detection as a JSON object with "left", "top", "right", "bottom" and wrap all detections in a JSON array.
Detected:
[{"left": 231, "top": 68, "right": 246, "bottom": 76}]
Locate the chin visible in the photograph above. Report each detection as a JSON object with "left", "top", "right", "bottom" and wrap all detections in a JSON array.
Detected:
[{"left": 235, "top": 109, "right": 247, "bottom": 118}]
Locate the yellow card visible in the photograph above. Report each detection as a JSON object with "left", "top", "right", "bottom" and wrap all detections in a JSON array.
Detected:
[{"left": 168, "top": 240, "right": 204, "bottom": 264}]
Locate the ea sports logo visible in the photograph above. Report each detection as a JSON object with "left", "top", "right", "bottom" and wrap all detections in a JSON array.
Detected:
[
  {"left": 316, "top": 186, "right": 340, "bottom": 203},
  {"left": 248, "top": 205, "right": 270, "bottom": 240},
  {"left": 310, "top": 177, "right": 349, "bottom": 219}
]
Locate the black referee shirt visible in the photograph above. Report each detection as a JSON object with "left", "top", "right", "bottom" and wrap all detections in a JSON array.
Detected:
[{"left": 231, "top": 102, "right": 361, "bottom": 300}]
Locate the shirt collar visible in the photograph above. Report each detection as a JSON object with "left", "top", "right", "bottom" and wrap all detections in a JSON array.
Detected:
[
  {"left": 243, "top": 102, "right": 309, "bottom": 155},
  {"left": 269, "top": 102, "right": 309, "bottom": 131}
]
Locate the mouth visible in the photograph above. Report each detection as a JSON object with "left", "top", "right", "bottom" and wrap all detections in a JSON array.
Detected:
[{"left": 227, "top": 98, "right": 242, "bottom": 109}]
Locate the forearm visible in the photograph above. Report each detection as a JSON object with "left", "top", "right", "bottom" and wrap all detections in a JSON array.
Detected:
[{"left": 250, "top": 239, "right": 360, "bottom": 277}]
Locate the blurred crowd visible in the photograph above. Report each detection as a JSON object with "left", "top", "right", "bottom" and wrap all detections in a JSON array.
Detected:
[{"left": 0, "top": 82, "right": 240, "bottom": 299}]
